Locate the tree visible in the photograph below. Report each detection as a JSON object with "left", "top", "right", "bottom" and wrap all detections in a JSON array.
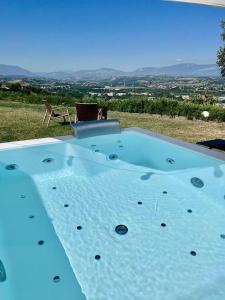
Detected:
[
  {"left": 217, "top": 21, "right": 225, "bottom": 77},
  {"left": 190, "top": 91, "right": 215, "bottom": 105},
  {"left": 10, "top": 82, "right": 21, "bottom": 92},
  {"left": 203, "top": 91, "right": 216, "bottom": 104}
]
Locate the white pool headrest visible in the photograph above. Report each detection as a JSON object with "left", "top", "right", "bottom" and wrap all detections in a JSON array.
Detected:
[{"left": 71, "top": 119, "right": 121, "bottom": 139}]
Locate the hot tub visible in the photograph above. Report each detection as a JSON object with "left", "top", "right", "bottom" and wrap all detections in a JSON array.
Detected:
[{"left": 0, "top": 128, "right": 225, "bottom": 300}]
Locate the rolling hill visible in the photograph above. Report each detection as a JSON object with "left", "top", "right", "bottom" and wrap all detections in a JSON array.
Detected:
[{"left": 0, "top": 63, "right": 220, "bottom": 80}]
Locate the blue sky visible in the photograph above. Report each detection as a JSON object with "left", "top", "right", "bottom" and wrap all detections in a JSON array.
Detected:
[{"left": 0, "top": 0, "right": 224, "bottom": 72}]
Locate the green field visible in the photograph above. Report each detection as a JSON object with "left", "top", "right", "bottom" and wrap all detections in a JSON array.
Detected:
[{"left": 0, "top": 101, "right": 225, "bottom": 144}]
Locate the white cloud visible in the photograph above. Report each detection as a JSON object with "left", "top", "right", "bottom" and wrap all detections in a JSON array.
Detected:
[{"left": 166, "top": 0, "right": 225, "bottom": 7}]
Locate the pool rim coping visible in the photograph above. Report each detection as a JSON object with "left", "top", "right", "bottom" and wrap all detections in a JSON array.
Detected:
[{"left": 0, "top": 126, "right": 225, "bottom": 162}]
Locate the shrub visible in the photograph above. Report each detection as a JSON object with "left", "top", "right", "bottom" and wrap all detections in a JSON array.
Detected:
[{"left": 106, "top": 98, "right": 225, "bottom": 122}]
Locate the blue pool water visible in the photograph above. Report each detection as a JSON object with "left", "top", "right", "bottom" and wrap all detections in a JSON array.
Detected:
[{"left": 1, "top": 129, "right": 225, "bottom": 300}]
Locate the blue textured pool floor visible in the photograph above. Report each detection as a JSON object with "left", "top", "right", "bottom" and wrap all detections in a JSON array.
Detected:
[
  {"left": 1, "top": 131, "right": 225, "bottom": 299},
  {"left": 34, "top": 168, "right": 225, "bottom": 300}
]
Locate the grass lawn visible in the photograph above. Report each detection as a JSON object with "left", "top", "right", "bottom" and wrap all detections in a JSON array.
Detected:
[{"left": 0, "top": 101, "right": 225, "bottom": 144}]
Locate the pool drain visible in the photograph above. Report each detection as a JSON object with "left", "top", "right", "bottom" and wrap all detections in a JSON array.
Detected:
[
  {"left": 115, "top": 225, "right": 128, "bottom": 235},
  {"left": 109, "top": 154, "right": 118, "bottom": 160},
  {"left": 161, "top": 223, "right": 166, "bottom": 227},
  {"left": 190, "top": 251, "right": 197, "bottom": 256},
  {"left": 220, "top": 234, "right": 225, "bottom": 239},
  {"left": 166, "top": 158, "right": 175, "bottom": 164},
  {"left": 95, "top": 255, "right": 101, "bottom": 260},
  {"left": 42, "top": 158, "right": 54, "bottom": 164},
  {"left": 5, "top": 164, "right": 18, "bottom": 170},
  {"left": 191, "top": 177, "right": 204, "bottom": 188},
  {"left": 187, "top": 209, "right": 192, "bottom": 213},
  {"left": 77, "top": 226, "right": 82, "bottom": 230}
]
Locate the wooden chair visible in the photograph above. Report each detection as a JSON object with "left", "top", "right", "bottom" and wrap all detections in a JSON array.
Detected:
[
  {"left": 75, "top": 103, "right": 108, "bottom": 123},
  {"left": 75, "top": 103, "right": 99, "bottom": 123},
  {"left": 98, "top": 106, "right": 108, "bottom": 120},
  {"left": 42, "top": 100, "right": 72, "bottom": 127}
]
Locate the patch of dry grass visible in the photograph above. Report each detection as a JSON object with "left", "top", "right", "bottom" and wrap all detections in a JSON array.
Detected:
[
  {"left": 109, "top": 111, "right": 225, "bottom": 143},
  {"left": 0, "top": 101, "right": 225, "bottom": 144},
  {"left": 0, "top": 102, "right": 73, "bottom": 142}
]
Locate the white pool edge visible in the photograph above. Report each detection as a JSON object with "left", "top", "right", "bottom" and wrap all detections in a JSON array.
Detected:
[{"left": 0, "top": 135, "right": 73, "bottom": 151}]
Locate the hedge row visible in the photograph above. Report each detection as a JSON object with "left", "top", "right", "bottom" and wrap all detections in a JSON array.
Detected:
[
  {"left": 106, "top": 98, "right": 225, "bottom": 122},
  {"left": 1, "top": 91, "right": 225, "bottom": 122}
]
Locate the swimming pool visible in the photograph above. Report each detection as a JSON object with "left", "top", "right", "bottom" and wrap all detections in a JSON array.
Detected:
[{"left": 1, "top": 127, "right": 225, "bottom": 300}]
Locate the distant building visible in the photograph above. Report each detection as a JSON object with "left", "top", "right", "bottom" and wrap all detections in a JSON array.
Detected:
[
  {"left": 106, "top": 92, "right": 114, "bottom": 97},
  {"left": 217, "top": 96, "right": 225, "bottom": 103},
  {"left": 7, "top": 80, "right": 30, "bottom": 88},
  {"left": 20, "top": 81, "right": 30, "bottom": 88},
  {"left": 8, "top": 80, "right": 21, "bottom": 84},
  {"left": 117, "top": 93, "right": 126, "bottom": 97},
  {"left": 0, "top": 84, "right": 10, "bottom": 90},
  {"left": 181, "top": 95, "right": 190, "bottom": 100},
  {"left": 89, "top": 92, "right": 102, "bottom": 97}
]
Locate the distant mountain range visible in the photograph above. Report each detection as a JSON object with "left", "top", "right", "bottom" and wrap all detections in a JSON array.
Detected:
[
  {"left": 0, "top": 64, "right": 33, "bottom": 77},
  {"left": 0, "top": 63, "right": 220, "bottom": 80}
]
